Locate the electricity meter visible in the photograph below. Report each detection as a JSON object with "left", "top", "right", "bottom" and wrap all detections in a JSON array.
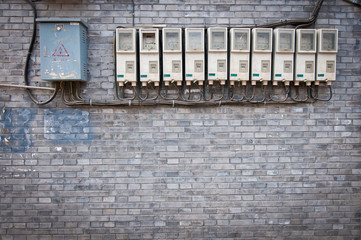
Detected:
[
  {"left": 37, "top": 18, "right": 89, "bottom": 82},
  {"left": 208, "top": 27, "right": 228, "bottom": 85},
  {"left": 115, "top": 28, "right": 137, "bottom": 86},
  {"left": 251, "top": 28, "right": 272, "bottom": 85},
  {"left": 185, "top": 28, "right": 205, "bottom": 86},
  {"left": 230, "top": 28, "right": 250, "bottom": 85},
  {"left": 295, "top": 29, "right": 317, "bottom": 85},
  {"left": 316, "top": 29, "right": 338, "bottom": 85},
  {"left": 273, "top": 29, "right": 295, "bottom": 85},
  {"left": 162, "top": 28, "right": 182, "bottom": 86},
  {"left": 139, "top": 29, "right": 160, "bottom": 86}
]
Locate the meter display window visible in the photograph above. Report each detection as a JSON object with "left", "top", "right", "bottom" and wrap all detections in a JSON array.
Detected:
[
  {"left": 165, "top": 31, "right": 180, "bottom": 51},
  {"left": 234, "top": 31, "right": 248, "bottom": 50},
  {"left": 142, "top": 32, "right": 157, "bottom": 51},
  {"left": 118, "top": 32, "right": 133, "bottom": 51},
  {"left": 300, "top": 32, "right": 315, "bottom": 51},
  {"left": 211, "top": 31, "right": 226, "bottom": 50},
  {"left": 188, "top": 31, "right": 203, "bottom": 50},
  {"left": 279, "top": 32, "right": 293, "bottom": 51},
  {"left": 256, "top": 31, "right": 271, "bottom": 50},
  {"left": 322, "top": 32, "right": 336, "bottom": 51}
]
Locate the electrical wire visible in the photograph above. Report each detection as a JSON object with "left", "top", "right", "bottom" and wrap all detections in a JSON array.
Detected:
[
  {"left": 60, "top": 0, "right": 328, "bottom": 107},
  {"left": 269, "top": 82, "right": 289, "bottom": 102},
  {"left": 204, "top": 81, "right": 225, "bottom": 101},
  {"left": 131, "top": 0, "right": 135, "bottom": 26},
  {"left": 310, "top": 84, "right": 333, "bottom": 101},
  {"left": 159, "top": 82, "right": 181, "bottom": 100},
  {"left": 342, "top": 0, "right": 361, "bottom": 8},
  {"left": 24, "top": 0, "right": 59, "bottom": 105},
  {"left": 243, "top": 82, "right": 256, "bottom": 102},
  {"left": 180, "top": 82, "right": 203, "bottom": 102},
  {"left": 289, "top": 82, "right": 310, "bottom": 102},
  {"left": 229, "top": 82, "right": 245, "bottom": 102},
  {"left": 249, "top": 84, "right": 267, "bottom": 103}
]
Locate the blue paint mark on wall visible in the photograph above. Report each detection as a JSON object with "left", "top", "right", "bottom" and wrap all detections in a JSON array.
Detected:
[
  {"left": 44, "top": 109, "right": 92, "bottom": 144},
  {"left": 0, "top": 108, "right": 35, "bottom": 153}
]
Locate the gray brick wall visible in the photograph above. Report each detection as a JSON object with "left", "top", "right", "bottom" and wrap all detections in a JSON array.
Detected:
[{"left": 0, "top": 0, "right": 361, "bottom": 239}]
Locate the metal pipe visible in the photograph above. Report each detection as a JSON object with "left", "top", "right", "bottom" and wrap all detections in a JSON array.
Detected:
[{"left": 0, "top": 84, "right": 56, "bottom": 91}]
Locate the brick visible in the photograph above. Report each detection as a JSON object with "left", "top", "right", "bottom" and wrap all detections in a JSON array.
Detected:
[{"left": 0, "top": 0, "right": 360, "bottom": 239}]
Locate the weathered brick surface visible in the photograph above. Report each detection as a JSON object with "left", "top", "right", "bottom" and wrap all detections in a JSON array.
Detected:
[{"left": 0, "top": 0, "right": 361, "bottom": 239}]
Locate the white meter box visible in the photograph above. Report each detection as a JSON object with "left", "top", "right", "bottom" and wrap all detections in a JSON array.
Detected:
[
  {"left": 116, "top": 28, "right": 137, "bottom": 86},
  {"left": 251, "top": 28, "right": 273, "bottom": 85},
  {"left": 295, "top": 29, "right": 317, "bottom": 85},
  {"left": 139, "top": 28, "right": 160, "bottom": 86},
  {"left": 185, "top": 28, "right": 205, "bottom": 85},
  {"left": 162, "top": 28, "right": 182, "bottom": 86},
  {"left": 230, "top": 28, "right": 250, "bottom": 85},
  {"left": 208, "top": 27, "right": 228, "bottom": 85},
  {"left": 316, "top": 29, "right": 338, "bottom": 85},
  {"left": 273, "top": 29, "right": 295, "bottom": 85}
]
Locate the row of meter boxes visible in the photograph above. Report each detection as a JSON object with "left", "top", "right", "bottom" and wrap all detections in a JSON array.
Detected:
[{"left": 115, "top": 28, "right": 338, "bottom": 87}]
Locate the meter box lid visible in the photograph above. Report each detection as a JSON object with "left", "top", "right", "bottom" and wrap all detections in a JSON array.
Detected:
[
  {"left": 37, "top": 18, "right": 88, "bottom": 81},
  {"left": 296, "top": 29, "right": 317, "bottom": 53},
  {"left": 252, "top": 28, "right": 272, "bottom": 52},
  {"left": 230, "top": 28, "right": 250, "bottom": 52},
  {"left": 274, "top": 29, "right": 295, "bottom": 53},
  {"left": 116, "top": 28, "right": 136, "bottom": 53},
  {"left": 163, "top": 28, "right": 182, "bottom": 52},
  {"left": 140, "top": 28, "right": 159, "bottom": 52},
  {"left": 318, "top": 29, "right": 338, "bottom": 53},
  {"left": 208, "top": 27, "right": 227, "bottom": 51},
  {"left": 185, "top": 28, "right": 204, "bottom": 52}
]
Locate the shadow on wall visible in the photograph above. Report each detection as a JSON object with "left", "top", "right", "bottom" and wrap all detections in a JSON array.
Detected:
[
  {"left": 0, "top": 108, "right": 35, "bottom": 153},
  {"left": 44, "top": 109, "right": 92, "bottom": 144}
]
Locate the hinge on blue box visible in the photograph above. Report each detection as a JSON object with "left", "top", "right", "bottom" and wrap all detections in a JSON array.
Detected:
[{"left": 36, "top": 18, "right": 89, "bottom": 82}]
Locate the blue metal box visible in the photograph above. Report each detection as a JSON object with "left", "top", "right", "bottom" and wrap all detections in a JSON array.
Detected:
[{"left": 36, "top": 18, "right": 89, "bottom": 81}]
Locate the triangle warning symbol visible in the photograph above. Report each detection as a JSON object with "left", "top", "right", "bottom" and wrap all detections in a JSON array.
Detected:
[{"left": 52, "top": 42, "right": 70, "bottom": 57}]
